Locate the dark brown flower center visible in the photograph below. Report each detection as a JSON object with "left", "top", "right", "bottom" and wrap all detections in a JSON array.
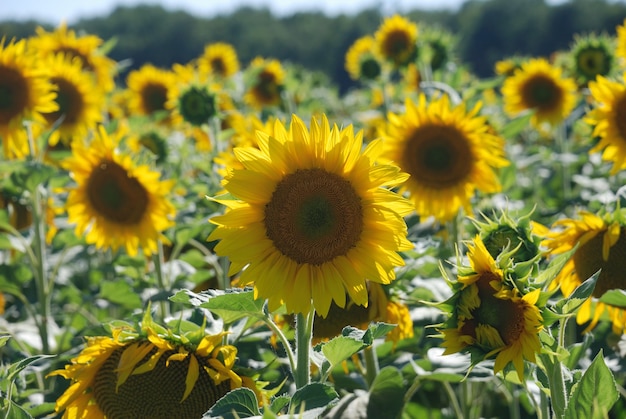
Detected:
[
  {"left": 45, "top": 76, "right": 83, "bottom": 125},
  {"left": 0, "top": 66, "right": 29, "bottom": 124},
  {"left": 141, "top": 83, "right": 168, "bottom": 115},
  {"left": 613, "top": 94, "right": 626, "bottom": 141},
  {"left": 404, "top": 125, "right": 473, "bottom": 188},
  {"left": 572, "top": 228, "right": 626, "bottom": 298},
  {"left": 264, "top": 168, "right": 363, "bottom": 265},
  {"left": 252, "top": 70, "right": 281, "bottom": 104},
  {"left": 382, "top": 30, "right": 415, "bottom": 65},
  {"left": 521, "top": 74, "right": 562, "bottom": 111},
  {"left": 87, "top": 159, "right": 149, "bottom": 224},
  {"left": 54, "top": 47, "right": 94, "bottom": 72},
  {"left": 93, "top": 345, "right": 230, "bottom": 419}
]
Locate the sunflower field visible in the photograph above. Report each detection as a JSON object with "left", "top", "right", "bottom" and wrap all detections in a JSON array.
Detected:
[{"left": 3, "top": 11, "right": 626, "bottom": 419}]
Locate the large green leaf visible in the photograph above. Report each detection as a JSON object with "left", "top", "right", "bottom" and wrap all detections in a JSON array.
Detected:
[
  {"left": 204, "top": 387, "right": 260, "bottom": 419},
  {"left": 289, "top": 382, "right": 338, "bottom": 413},
  {"left": 564, "top": 350, "right": 619, "bottom": 419},
  {"left": 99, "top": 280, "right": 142, "bottom": 309},
  {"left": 598, "top": 289, "right": 626, "bottom": 308},
  {"left": 170, "top": 288, "right": 265, "bottom": 324},
  {"left": 554, "top": 270, "right": 599, "bottom": 315},
  {"left": 367, "top": 366, "right": 405, "bottom": 419}
]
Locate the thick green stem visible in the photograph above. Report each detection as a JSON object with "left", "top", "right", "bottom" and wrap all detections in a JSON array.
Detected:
[
  {"left": 295, "top": 307, "right": 315, "bottom": 388},
  {"left": 153, "top": 240, "right": 169, "bottom": 319},
  {"left": 31, "top": 184, "right": 50, "bottom": 354},
  {"left": 363, "top": 345, "right": 379, "bottom": 387}
]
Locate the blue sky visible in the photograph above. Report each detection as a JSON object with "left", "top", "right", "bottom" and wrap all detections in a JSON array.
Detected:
[{"left": 0, "top": 0, "right": 485, "bottom": 24}]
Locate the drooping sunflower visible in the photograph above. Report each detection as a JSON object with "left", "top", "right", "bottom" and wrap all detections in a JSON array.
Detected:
[
  {"left": 345, "top": 35, "right": 383, "bottom": 81},
  {"left": 541, "top": 210, "right": 626, "bottom": 334},
  {"left": 374, "top": 14, "right": 418, "bottom": 68},
  {"left": 380, "top": 94, "right": 509, "bottom": 222},
  {"left": 585, "top": 73, "right": 626, "bottom": 174},
  {"left": 418, "top": 25, "right": 456, "bottom": 72},
  {"left": 616, "top": 18, "right": 626, "bottom": 65},
  {"left": 197, "top": 42, "right": 240, "bottom": 79},
  {"left": 62, "top": 125, "right": 175, "bottom": 256},
  {"left": 439, "top": 236, "right": 543, "bottom": 380},
  {"left": 208, "top": 114, "right": 413, "bottom": 317},
  {"left": 28, "top": 22, "right": 116, "bottom": 93},
  {"left": 48, "top": 310, "right": 264, "bottom": 418},
  {"left": 126, "top": 64, "right": 177, "bottom": 122},
  {"left": 0, "top": 37, "right": 57, "bottom": 159},
  {"left": 43, "top": 53, "right": 104, "bottom": 147},
  {"left": 501, "top": 57, "right": 578, "bottom": 127},
  {"left": 243, "top": 57, "right": 286, "bottom": 109},
  {"left": 567, "top": 33, "right": 616, "bottom": 86}
]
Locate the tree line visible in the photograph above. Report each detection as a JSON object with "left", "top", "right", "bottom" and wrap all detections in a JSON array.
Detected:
[{"left": 2, "top": 0, "right": 626, "bottom": 92}]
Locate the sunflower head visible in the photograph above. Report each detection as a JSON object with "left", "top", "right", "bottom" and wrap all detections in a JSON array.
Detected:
[
  {"left": 439, "top": 236, "right": 543, "bottom": 380},
  {"left": 380, "top": 94, "right": 509, "bottom": 222},
  {"left": 198, "top": 42, "right": 240, "bottom": 78},
  {"left": 174, "top": 84, "right": 217, "bottom": 127},
  {"left": 501, "top": 57, "right": 578, "bottom": 127},
  {"left": 567, "top": 33, "right": 616, "bottom": 86},
  {"left": 418, "top": 25, "right": 456, "bottom": 72},
  {"left": 126, "top": 64, "right": 177, "bottom": 121},
  {"left": 541, "top": 209, "right": 626, "bottom": 333},
  {"left": 615, "top": 18, "right": 626, "bottom": 65},
  {"left": 345, "top": 35, "right": 383, "bottom": 81},
  {"left": 62, "top": 125, "right": 175, "bottom": 256},
  {"left": 244, "top": 57, "right": 285, "bottom": 109},
  {"left": 48, "top": 308, "right": 264, "bottom": 418},
  {"left": 208, "top": 114, "right": 412, "bottom": 317},
  {"left": 374, "top": 14, "right": 418, "bottom": 68}
]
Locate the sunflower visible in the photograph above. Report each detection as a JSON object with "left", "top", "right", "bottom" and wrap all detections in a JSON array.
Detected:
[
  {"left": 28, "top": 22, "right": 116, "bottom": 93},
  {"left": 168, "top": 83, "right": 217, "bottom": 128},
  {"left": 62, "top": 125, "right": 175, "bottom": 256},
  {"left": 197, "top": 42, "right": 240, "bottom": 79},
  {"left": 208, "top": 114, "right": 413, "bottom": 317},
  {"left": 48, "top": 310, "right": 264, "bottom": 418},
  {"left": 345, "top": 35, "right": 383, "bottom": 81},
  {"left": 440, "top": 236, "right": 543, "bottom": 380},
  {"left": 616, "top": 18, "right": 626, "bottom": 65},
  {"left": 585, "top": 73, "right": 626, "bottom": 174},
  {"left": 43, "top": 53, "right": 104, "bottom": 147},
  {"left": 0, "top": 37, "right": 57, "bottom": 159},
  {"left": 380, "top": 94, "right": 509, "bottom": 222},
  {"left": 243, "top": 57, "right": 285, "bottom": 109},
  {"left": 418, "top": 25, "right": 456, "bottom": 72},
  {"left": 501, "top": 57, "right": 578, "bottom": 127},
  {"left": 567, "top": 33, "right": 616, "bottom": 86},
  {"left": 374, "top": 14, "right": 418, "bottom": 68},
  {"left": 541, "top": 210, "right": 626, "bottom": 334},
  {"left": 126, "top": 64, "right": 177, "bottom": 121}
]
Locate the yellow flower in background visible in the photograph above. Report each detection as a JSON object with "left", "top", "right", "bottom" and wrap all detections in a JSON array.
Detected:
[
  {"left": 62, "top": 125, "right": 175, "bottom": 256},
  {"left": 43, "top": 53, "right": 104, "bottom": 147},
  {"left": 374, "top": 14, "right": 418, "bottom": 68},
  {"left": 440, "top": 237, "right": 543, "bottom": 380},
  {"left": 0, "top": 37, "right": 57, "bottom": 159},
  {"left": 567, "top": 33, "right": 615, "bottom": 86},
  {"left": 126, "top": 64, "right": 177, "bottom": 121},
  {"left": 501, "top": 57, "right": 578, "bottom": 127},
  {"left": 585, "top": 73, "right": 626, "bottom": 174},
  {"left": 381, "top": 94, "right": 509, "bottom": 222},
  {"left": 48, "top": 311, "right": 263, "bottom": 418},
  {"left": 209, "top": 114, "right": 413, "bottom": 317},
  {"left": 197, "top": 42, "right": 240, "bottom": 78},
  {"left": 541, "top": 210, "right": 626, "bottom": 334},
  {"left": 29, "top": 22, "right": 116, "bottom": 93},
  {"left": 345, "top": 35, "right": 383, "bottom": 81},
  {"left": 616, "top": 18, "right": 626, "bottom": 64},
  {"left": 244, "top": 57, "right": 285, "bottom": 109}
]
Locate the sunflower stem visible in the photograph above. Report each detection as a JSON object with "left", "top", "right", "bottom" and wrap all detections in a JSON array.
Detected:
[
  {"left": 363, "top": 344, "right": 379, "bottom": 387},
  {"left": 261, "top": 311, "right": 297, "bottom": 377},
  {"left": 294, "top": 307, "right": 315, "bottom": 389},
  {"left": 153, "top": 240, "right": 169, "bottom": 320},
  {"left": 556, "top": 122, "right": 571, "bottom": 205}
]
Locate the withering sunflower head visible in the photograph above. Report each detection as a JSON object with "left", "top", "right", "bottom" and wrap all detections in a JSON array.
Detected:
[
  {"left": 62, "top": 125, "right": 175, "bottom": 256},
  {"left": 541, "top": 209, "right": 626, "bottom": 334},
  {"left": 380, "top": 94, "right": 509, "bottom": 222},
  {"left": 48, "top": 309, "right": 264, "bottom": 419},
  {"left": 126, "top": 64, "right": 177, "bottom": 121},
  {"left": 29, "top": 22, "right": 116, "bottom": 93},
  {"left": 243, "top": 57, "right": 286, "bottom": 109},
  {"left": 567, "top": 33, "right": 616, "bottom": 86},
  {"left": 198, "top": 42, "right": 240, "bottom": 78},
  {"left": 439, "top": 236, "right": 543, "bottom": 381},
  {"left": 0, "top": 37, "right": 58, "bottom": 159},
  {"left": 585, "top": 73, "right": 626, "bottom": 174},
  {"left": 345, "top": 35, "right": 383, "bottom": 81},
  {"left": 374, "top": 14, "right": 418, "bottom": 68},
  {"left": 501, "top": 57, "right": 578, "bottom": 127},
  {"left": 208, "top": 114, "right": 413, "bottom": 317}
]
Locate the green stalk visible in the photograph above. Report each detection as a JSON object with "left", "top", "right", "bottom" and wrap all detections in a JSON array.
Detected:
[
  {"left": 294, "top": 306, "right": 315, "bottom": 388},
  {"left": 363, "top": 345, "right": 379, "bottom": 387},
  {"left": 153, "top": 240, "right": 169, "bottom": 319}
]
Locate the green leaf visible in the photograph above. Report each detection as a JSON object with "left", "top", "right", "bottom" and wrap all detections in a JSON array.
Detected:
[
  {"left": 564, "top": 350, "right": 619, "bottom": 419},
  {"left": 268, "top": 395, "right": 291, "bottom": 414},
  {"left": 535, "top": 246, "right": 577, "bottom": 289},
  {"left": 319, "top": 334, "right": 367, "bottom": 368},
  {"left": 198, "top": 289, "right": 265, "bottom": 324},
  {"left": 500, "top": 111, "right": 535, "bottom": 139},
  {"left": 9, "top": 161, "right": 57, "bottom": 192},
  {"left": 205, "top": 387, "right": 261, "bottom": 419},
  {"left": 6, "top": 355, "right": 54, "bottom": 383},
  {"left": 99, "top": 280, "right": 142, "bottom": 309},
  {"left": 538, "top": 353, "right": 568, "bottom": 419},
  {"left": 0, "top": 335, "right": 10, "bottom": 348},
  {"left": 289, "top": 382, "right": 338, "bottom": 413},
  {"left": 4, "top": 400, "right": 33, "bottom": 419},
  {"left": 598, "top": 289, "right": 626, "bottom": 308},
  {"left": 554, "top": 270, "right": 599, "bottom": 315},
  {"left": 367, "top": 366, "right": 405, "bottom": 419}
]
